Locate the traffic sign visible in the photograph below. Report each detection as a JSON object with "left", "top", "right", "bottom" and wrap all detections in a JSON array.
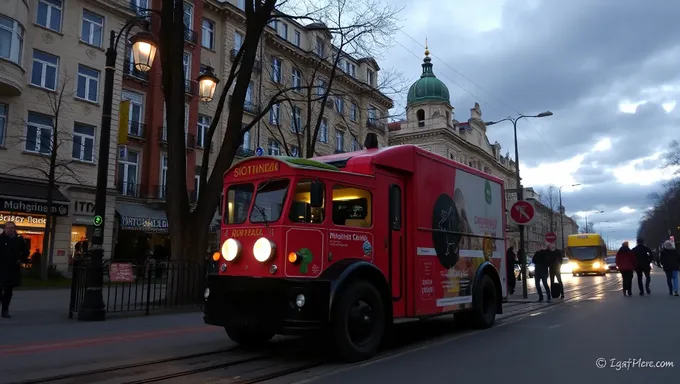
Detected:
[
  {"left": 509, "top": 200, "right": 536, "bottom": 226},
  {"left": 255, "top": 146, "right": 264, "bottom": 156},
  {"left": 93, "top": 215, "right": 103, "bottom": 227},
  {"left": 545, "top": 232, "right": 557, "bottom": 243}
]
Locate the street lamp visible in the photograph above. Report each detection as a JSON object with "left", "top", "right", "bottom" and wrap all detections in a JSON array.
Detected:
[
  {"left": 584, "top": 210, "right": 604, "bottom": 233},
  {"left": 486, "top": 110, "right": 553, "bottom": 299},
  {"left": 197, "top": 66, "right": 220, "bottom": 102},
  {"left": 559, "top": 183, "right": 581, "bottom": 251}
]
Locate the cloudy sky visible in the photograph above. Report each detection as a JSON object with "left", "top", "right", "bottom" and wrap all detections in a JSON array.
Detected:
[{"left": 377, "top": 0, "right": 680, "bottom": 247}]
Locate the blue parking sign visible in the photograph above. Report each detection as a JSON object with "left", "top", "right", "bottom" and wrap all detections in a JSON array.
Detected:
[{"left": 255, "top": 147, "right": 264, "bottom": 156}]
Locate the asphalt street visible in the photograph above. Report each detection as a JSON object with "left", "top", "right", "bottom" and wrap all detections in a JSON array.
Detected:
[{"left": 293, "top": 272, "right": 680, "bottom": 384}]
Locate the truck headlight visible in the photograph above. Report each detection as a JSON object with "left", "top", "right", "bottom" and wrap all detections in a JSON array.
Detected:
[
  {"left": 253, "top": 237, "right": 275, "bottom": 262},
  {"left": 570, "top": 262, "right": 578, "bottom": 269},
  {"left": 222, "top": 238, "right": 241, "bottom": 262},
  {"left": 593, "top": 262, "right": 601, "bottom": 269}
]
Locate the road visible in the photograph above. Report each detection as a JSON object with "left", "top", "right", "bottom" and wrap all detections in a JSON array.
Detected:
[{"left": 289, "top": 272, "right": 679, "bottom": 384}]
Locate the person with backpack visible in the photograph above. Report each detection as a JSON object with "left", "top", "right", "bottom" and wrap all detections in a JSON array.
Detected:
[
  {"left": 632, "top": 238, "right": 654, "bottom": 295},
  {"left": 531, "top": 243, "right": 552, "bottom": 303},
  {"left": 659, "top": 240, "right": 680, "bottom": 296},
  {"left": 616, "top": 241, "right": 637, "bottom": 297},
  {"left": 547, "top": 243, "right": 564, "bottom": 299}
]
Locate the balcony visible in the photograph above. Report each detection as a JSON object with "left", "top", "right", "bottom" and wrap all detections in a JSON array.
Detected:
[
  {"left": 228, "top": 95, "right": 260, "bottom": 114},
  {"left": 116, "top": 181, "right": 145, "bottom": 198},
  {"left": 154, "top": 184, "right": 199, "bottom": 203},
  {"left": 184, "top": 80, "right": 197, "bottom": 96},
  {"left": 236, "top": 147, "right": 255, "bottom": 158},
  {"left": 0, "top": 60, "right": 24, "bottom": 96},
  {"left": 159, "top": 127, "right": 196, "bottom": 150},
  {"left": 366, "top": 118, "right": 387, "bottom": 131},
  {"left": 184, "top": 28, "right": 198, "bottom": 45},
  {"left": 128, "top": 121, "right": 147, "bottom": 139},
  {"left": 123, "top": 60, "right": 149, "bottom": 82}
]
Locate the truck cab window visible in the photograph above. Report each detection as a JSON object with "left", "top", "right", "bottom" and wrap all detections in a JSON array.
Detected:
[
  {"left": 224, "top": 184, "right": 254, "bottom": 224},
  {"left": 250, "top": 179, "right": 290, "bottom": 223},
  {"left": 332, "top": 184, "right": 372, "bottom": 228},
  {"left": 289, "top": 180, "right": 325, "bottom": 223}
]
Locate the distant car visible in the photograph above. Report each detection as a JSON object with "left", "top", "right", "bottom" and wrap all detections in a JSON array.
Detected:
[{"left": 605, "top": 256, "right": 617, "bottom": 273}]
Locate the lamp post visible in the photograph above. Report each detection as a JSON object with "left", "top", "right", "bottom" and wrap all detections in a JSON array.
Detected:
[
  {"left": 486, "top": 110, "right": 553, "bottom": 299},
  {"left": 78, "top": 18, "right": 219, "bottom": 321},
  {"left": 584, "top": 210, "right": 604, "bottom": 233},
  {"left": 559, "top": 183, "right": 581, "bottom": 251}
]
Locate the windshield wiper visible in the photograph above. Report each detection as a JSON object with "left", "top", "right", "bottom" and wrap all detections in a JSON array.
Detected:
[{"left": 252, "top": 180, "right": 272, "bottom": 229}]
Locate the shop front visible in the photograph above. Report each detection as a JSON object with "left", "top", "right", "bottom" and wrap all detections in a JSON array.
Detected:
[{"left": 115, "top": 201, "right": 171, "bottom": 262}]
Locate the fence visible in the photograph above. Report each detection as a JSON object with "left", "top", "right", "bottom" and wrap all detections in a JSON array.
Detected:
[{"left": 69, "top": 259, "right": 206, "bottom": 319}]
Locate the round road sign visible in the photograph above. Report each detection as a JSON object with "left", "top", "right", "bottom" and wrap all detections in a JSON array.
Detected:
[
  {"left": 509, "top": 200, "right": 536, "bottom": 226},
  {"left": 545, "top": 232, "right": 557, "bottom": 243}
]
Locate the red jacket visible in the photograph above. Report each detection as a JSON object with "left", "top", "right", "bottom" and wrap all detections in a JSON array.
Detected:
[{"left": 616, "top": 248, "right": 637, "bottom": 271}]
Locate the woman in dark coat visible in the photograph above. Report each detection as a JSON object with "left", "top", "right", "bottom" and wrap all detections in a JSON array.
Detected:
[
  {"left": 616, "top": 241, "right": 637, "bottom": 297},
  {"left": 0, "top": 221, "right": 30, "bottom": 318},
  {"left": 659, "top": 240, "right": 680, "bottom": 296}
]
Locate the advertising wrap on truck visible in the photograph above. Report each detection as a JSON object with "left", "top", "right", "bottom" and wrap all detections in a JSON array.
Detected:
[{"left": 416, "top": 168, "right": 505, "bottom": 314}]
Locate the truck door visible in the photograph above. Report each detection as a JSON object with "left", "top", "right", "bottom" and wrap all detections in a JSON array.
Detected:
[{"left": 385, "top": 176, "right": 406, "bottom": 316}]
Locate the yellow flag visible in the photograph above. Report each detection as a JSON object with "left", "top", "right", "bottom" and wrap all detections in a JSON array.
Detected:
[{"left": 118, "top": 100, "right": 130, "bottom": 144}]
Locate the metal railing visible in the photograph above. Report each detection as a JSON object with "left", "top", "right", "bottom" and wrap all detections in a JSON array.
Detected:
[
  {"left": 116, "top": 181, "right": 144, "bottom": 197},
  {"left": 184, "top": 28, "right": 198, "bottom": 44}
]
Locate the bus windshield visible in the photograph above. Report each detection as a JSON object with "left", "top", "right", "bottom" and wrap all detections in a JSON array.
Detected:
[
  {"left": 224, "top": 183, "right": 254, "bottom": 224},
  {"left": 568, "top": 246, "right": 599, "bottom": 261},
  {"left": 250, "top": 179, "right": 290, "bottom": 223}
]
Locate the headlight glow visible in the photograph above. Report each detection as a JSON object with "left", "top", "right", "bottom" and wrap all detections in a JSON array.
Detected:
[
  {"left": 570, "top": 262, "right": 578, "bottom": 269},
  {"left": 593, "top": 262, "right": 601, "bottom": 269},
  {"left": 253, "top": 237, "right": 276, "bottom": 262},
  {"left": 222, "top": 238, "right": 241, "bottom": 262},
  {"left": 528, "top": 265, "right": 535, "bottom": 272}
]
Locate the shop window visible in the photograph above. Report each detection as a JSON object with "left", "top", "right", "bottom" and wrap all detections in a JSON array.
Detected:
[
  {"left": 289, "top": 180, "right": 325, "bottom": 224},
  {"left": 332, "top": 184, "right": 372, "bottom": 228},
  {"left": 224, "top": 183, "right": 254, "bottom": 224}
]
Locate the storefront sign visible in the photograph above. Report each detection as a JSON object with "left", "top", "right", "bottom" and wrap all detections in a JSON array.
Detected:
[
  {"left": 73, "top": 200, "right": 95, "bottom": 215},
  {"left": 120, "top": 216, "right": 169, "bottom": 232},
  {"left": 0, "top": 213, "right": 48, "bottom": 228},
  {"left": 0, "top": 197, "right": 69, "bottom": 216},
  {"left": 109, "top": 263, "right": 135, "bottom": 282},
  {"left": 233, "top": 162, "right": 280, "bottom": 178}
]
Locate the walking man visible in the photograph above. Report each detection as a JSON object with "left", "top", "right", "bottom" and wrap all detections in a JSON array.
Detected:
[
  {"left": 547, "top": 243, "right": 564, "bottom": 299},
  {"left": 659, "top": 240, "right": 680, "bottom": 296},
  {"left": 506, "top": 246, "right": 518, "bottom": 295},
  {"left": 616, "top": 241, "right": 636, "bottom": 297},
  {"left": 0, "top": 221, "right": 30, "bottom": 318},
  {"left": 632, "top": 238, "right": 654, "bottom": 295},
  {"left": 531, "top": 243, "right": 552, "bottom": 303}
]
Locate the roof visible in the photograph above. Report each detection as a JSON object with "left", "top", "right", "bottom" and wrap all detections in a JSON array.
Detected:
[{"left": 406, "top": 50, "right": 450, "bottom": 106}]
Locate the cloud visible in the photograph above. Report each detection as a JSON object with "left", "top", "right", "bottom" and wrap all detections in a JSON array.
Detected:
[{"left": 380, "top": 0, "right": 680, "bottom": 245}]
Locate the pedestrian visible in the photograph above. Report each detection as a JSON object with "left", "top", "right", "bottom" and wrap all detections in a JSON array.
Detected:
[
  {"left": 659, "top": 240, "right": 680, "bottom": 296},
  {"left": 506, "top": 246, "right": 517, "bottom": 295},
  {"left": 531, "top": 243, "right": 552, "bottom": 303},
  {"left": 547, "top": 243, "right": 564, "bottom": 299},
  {"left": 632, "top": 238, "right": 654, "bottom": 295},
  {"left": 616, "top": 241, "right": 636, "bottom": 297},
  {"left": 0, "top": 221, "right": 30, "bottom": 318}
]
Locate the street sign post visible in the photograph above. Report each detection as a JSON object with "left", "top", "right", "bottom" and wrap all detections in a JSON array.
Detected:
[
  {"left": 509, "top": 200, "right": 536, "bottom": 226},
  {"left": 255, "top": 146, "right": 264, "bottom": 156},
  {"left": 545, "top": 232, "right": 557, "bottom": 243}
]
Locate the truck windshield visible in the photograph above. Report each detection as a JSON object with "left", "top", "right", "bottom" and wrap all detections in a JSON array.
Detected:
[
  {"left": 224, "top": 184, "right": 254, "bottom": 224},
  {"left": 568, "top": 246, "right": 598, "bottom": 261},
  {"left": 250, "top": 179, "right": 290, "bottom": 223}
]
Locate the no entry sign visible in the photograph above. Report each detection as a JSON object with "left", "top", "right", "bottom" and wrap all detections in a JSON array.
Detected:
[
  {"left": 545, "top": 232, "right": 557, "bottom": 243},
  {"left": 509, "top": 200, "right": 536, "bottom": 226}
]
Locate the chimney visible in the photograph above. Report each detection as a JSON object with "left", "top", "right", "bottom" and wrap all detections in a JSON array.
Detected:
[{"left": 364, "top": 133, "right": 379, "bottom": 149}]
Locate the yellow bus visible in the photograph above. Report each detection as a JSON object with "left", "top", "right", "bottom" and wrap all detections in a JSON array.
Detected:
[{"left": 565, "top": 234, "right": 608, "bottom": 276}]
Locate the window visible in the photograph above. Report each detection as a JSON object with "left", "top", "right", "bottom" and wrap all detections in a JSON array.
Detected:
[
  {"left": 332, "top": 184, "right": 372, "bottom": 227},
  {"left": 316, "top": 78, "right": 326, "bottom": 96},
  {"left": 345, "top": 61, "right": 356, "bottom": 77},
  {"left": 289, "top": 180, "right": 325, "bottom": 224},
  {"left": 293, "top": 30, "right": 300, "bottom": 47},
  {"left": 416, "top": 109, "right": 425, "bottom": 127},
  {"left": 36, "top": 0, "right": 62, "bottom": 32},
  {"left": 122, "top": 90, "right": 144, "bottom": 137},
  {"left": 250, "top": 179, "right": 290, "bottom": 223},
  {"left": 159, "top": 154, "right": 168, "bottom": 199},
  {"left": 25, "top": 112, "right": 53, "bottom": 154},
  {"left": 237, "top": 0, "right": 245, "bottom": 10},
  {"left": 71, "top": 123, "right": 95, "bottom": 162},
  {"left": 130, "top": 0, "right": 148, "bottom": 15},
  {"left": 182, "top": 52, "right": 191, "bottom": 80},
  {"left": 271, "top": 57, "right": 281, "bottom": 83},
  {"left": 201, "top": 19, "right": 214, "bottom": 49},
  {"left": 193, "top": 170, "right": 200, "bottom": 201},
  {"left": 117, "top": 150, "right": 139, "bottom": 196},
  {"left": 268, "top": 139, "right": 280, "bottom": 155},
  {"left": 368, "top": 106, "right": 377, "bottom": 120},
  {"left": 241, "top": 130, "right": 250, "bottom": 149},
  {"left": 224, "top": 184, "right": 253, "bottom": 224},
  {"left": 291, "top": 68, "right": 301, "bottom": 91},
  {"left": 279, "top": 23, "right": 287, "bottom": 40},
  {"left": 366, "top": 69, "right": 374, "bottom": 86},
  {"left": 335, "top": 129, "right": 344, "bottom": 151},
  {"left": 0, "top": 16, "right": 24, "bottom": 64},
  {"left": 0, "top": 103, "right": 6, "bottom": 147},
  {"left": 315, "top": 37, "right": 324, "bottom": 57},
  {"left": 350, "top": 103, "right": 357, "bottom": 121},
  {"left": 76, "top": 64, "right": 100, "bottom": 102},
  {"left": 197, "top": 114, "right": 211, "bottom": 148},
  {"left": 318, "top": 118, "right": 328, "bottom": 142},
  {"left": 335, "top": 97, "right": 344, "bottom": 114},
  {"left": 269, "top": 103, "right": 279, "bottom": 124},
  {"left": 234, "top": 31, "right": 243, "bottom": 51},
  {"left": 290, "top": 106, "right": 302, "bottom": 133},
  {"left": 351, "top": 137, "right": 359, "bottom": 151},
  {"left": 245, "top": 82, "right": 253, "bottom": 104},
  {"left": 290, "top": 145, "right": 299, "bottom": 157},
  {"left": 269, "top": 19, "right": 278, "bottom": 30},
  {"left": 81, "top": 10, "right": 103, "bottom": 47},
  {"left": 31, "top": 50, "right": 58, "bottom": 90},
  {"left": 183, "top": 2, "right": 193, "bottom": 29}
]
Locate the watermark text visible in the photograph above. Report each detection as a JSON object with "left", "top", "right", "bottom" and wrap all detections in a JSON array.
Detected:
[{"left": 596, "top": 358, "right": 674, "bottom": 370}]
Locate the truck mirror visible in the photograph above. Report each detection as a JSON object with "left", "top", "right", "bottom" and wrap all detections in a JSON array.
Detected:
[{"left": 310, "top": 182, "right": 324, "bottom": 208}]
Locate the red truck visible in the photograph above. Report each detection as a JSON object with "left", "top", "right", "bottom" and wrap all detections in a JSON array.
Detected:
[{"left": 204, "top": 134, "right": 508, "bottom": 362}]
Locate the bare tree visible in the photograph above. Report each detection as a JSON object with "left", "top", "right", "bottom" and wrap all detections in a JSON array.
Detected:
[
  {"left": 5, "top": 74, "right": 84, "bottom": 279},
  {"left": 639, "top": 179, "right": 680, "bottom": 248},
  {"left": 157, "top": 0, "right": 404, "bottom": 264},
  {"left": 538, "top": 186, "right": 559, "bottom": 232}
]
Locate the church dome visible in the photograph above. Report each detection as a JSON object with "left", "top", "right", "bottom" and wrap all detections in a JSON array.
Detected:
[{"left": 406, "top": 47, "right": 450, "bottom": 106}]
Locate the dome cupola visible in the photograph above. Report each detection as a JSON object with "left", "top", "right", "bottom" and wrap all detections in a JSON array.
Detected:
[{"left": 406, "top": 44, "right": 450, "bottom": 106}]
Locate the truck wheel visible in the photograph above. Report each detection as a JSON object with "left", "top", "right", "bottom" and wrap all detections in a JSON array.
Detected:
[
  {"left": 225, "top": 326, "right": 274, "bottom": 348},
  {"left": 469, "top": 275, "right": 498, "bottom": 329},
  {"left": 331, "top": 281, "right": 385, "bottom": 362}
]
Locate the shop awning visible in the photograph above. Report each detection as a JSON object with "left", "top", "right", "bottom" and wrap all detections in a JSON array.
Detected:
[
  {"left": 116, "top": 202, "right": 168, "bottom": 233},
  {"left": 0, "top": 177, "right": 70, "bottom": 216}
]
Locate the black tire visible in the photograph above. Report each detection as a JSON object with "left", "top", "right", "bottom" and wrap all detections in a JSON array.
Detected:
[
  {"left": 331, "top": 280, "right": 386, "bottom": 362},
  {"left": 225, "top": 326, "right": 274, "bottom": 348},
  {"left": 469, "top": 275, "right": 498, "bottom": 329}
]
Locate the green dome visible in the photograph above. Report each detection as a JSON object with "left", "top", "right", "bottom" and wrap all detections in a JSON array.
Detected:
[{"left": 406, "top": 53, "right": 450, "bottom": 106}]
